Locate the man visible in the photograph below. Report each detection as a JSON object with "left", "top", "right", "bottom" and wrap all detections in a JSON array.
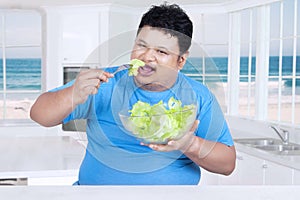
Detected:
[{"left": 30, "top": 3, "right": 236, "bottom": 185}]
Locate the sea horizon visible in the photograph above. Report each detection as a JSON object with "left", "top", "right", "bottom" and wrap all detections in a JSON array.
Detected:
[{"left": 0, "top": 56, "right": 299, "bottom": 97}]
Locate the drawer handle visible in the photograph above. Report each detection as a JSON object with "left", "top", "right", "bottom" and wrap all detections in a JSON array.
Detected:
[
  {"left": 236, "top": 155, "right": 243, "bottom": 160},
  {"left": 0, "top": 178, "right": 28, "bottom": 185}
]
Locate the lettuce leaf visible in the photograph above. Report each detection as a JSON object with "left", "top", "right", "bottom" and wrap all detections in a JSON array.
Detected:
[
  {"left": 128, "top": 97, "right": 196, "bottom": 143},
  {"left": 128, "top": 59, "right": 145, "bottom": 76}
]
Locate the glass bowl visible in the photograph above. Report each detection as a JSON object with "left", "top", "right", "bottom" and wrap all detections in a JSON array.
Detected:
[{"left": 119, "top": 105, "right": 197, "bottom": 144}]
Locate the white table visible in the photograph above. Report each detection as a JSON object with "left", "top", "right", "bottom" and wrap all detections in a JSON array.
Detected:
[
  {"left": 0, "top": 185, "right": 299, "bottom": 200},
  {"left": 0, "top": 136, "right": 85, "bottom": 185}
]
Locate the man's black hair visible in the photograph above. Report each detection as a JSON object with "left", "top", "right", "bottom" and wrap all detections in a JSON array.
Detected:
[{"left": 138, "top": 3, "right": 193, "bottom": 55}]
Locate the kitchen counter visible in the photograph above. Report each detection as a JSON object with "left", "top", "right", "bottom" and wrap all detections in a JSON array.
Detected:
[
  {"left": 228, "top": 119, "right": 300, "bottom": 171},
  {"left": 0, "top": 185, "right": 299, "bottom": 200},
  {"left": 0, "top": 136, "right": 85, "bottom": 181},
  {"left": 1, "top": 133, "right": 300, "bottom": 186},
  {"left": 234, "top": 141, "right": 300, "bottom": 170}
]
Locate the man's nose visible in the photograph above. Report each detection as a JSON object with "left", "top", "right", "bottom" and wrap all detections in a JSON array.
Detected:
[{"left": 141, "top": 48, "right": 156, "bottom": 62}]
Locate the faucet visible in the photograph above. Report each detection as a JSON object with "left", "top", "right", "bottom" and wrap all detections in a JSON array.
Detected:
[{"left": 270, "top": 125, "right": 289, "bottom": 145}]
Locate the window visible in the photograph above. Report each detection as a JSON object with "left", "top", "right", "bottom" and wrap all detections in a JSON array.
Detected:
[
  {"left": 0, "top": 10, "right": 41, "bottom": 121},
  {"left": 238, "top": 8, "right": 256, "bottom": 118},
  {"left": 228, "top": 0, "right": 299, "bottom": 126},
  {"left": 268, "top": 0, "right": 300, "bottom": 125},
  {"left": 182, "top": 13, "right": 229, "bottom": 112}
]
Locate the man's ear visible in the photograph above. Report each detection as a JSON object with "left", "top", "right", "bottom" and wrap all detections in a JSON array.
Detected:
[{"left": 178, "top": 51, "right": 189, "bottom": 70}]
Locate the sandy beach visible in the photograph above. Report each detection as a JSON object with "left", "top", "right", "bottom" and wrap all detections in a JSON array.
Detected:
[
  {"left": 0, "top": 99, "right": 35, "bottom": 119},
  {"left": 239, "top": 103, "right": 300, "bottom": 124}
]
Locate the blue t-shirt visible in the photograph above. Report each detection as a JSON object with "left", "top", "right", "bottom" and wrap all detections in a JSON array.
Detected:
[{"left": 52, "top": 67, "right": 233, "bottom": 185}]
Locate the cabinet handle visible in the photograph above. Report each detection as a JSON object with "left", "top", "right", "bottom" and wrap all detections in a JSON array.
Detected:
[
  {"left": 236, "top": 155, "right": 243, "bottom": 160},
  {"left": 262, "top": 164, "right": 268, "bottom": 169}
]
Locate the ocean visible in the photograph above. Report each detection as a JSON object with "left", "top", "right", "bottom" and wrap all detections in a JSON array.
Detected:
[
  {"left": 182, "top": 56, "right": 300, "bottom": 97},
  {"left": 0, "top": 56, "right": 299, "bottom": 93},
  {"left": 0, "top": 58, "right": 41, "bottom": 90},
  {"left": 182, "top": 56, "right": 300, "bottom": 83}
]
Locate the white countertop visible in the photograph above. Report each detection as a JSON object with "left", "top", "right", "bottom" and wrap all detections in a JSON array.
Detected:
[
  {"left": 1, "top": 132, "right": 299, "bottom": 185},
  {"left": 0, "top": 136, "right": 85, "bottom": 179},
  {"left": 0, "top": 185, "right": 299, "bottom": 200},
  {"left": 234, "top": 141, "right": 300, "bottom": 170},
  {"left": 229, "top": 122, "right": 300, "bottom": 171}
]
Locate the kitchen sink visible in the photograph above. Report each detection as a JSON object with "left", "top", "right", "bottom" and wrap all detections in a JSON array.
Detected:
[
  {"left": 234, "top": 138, "right": 300, "bottom": 156},
  {"left": 256, "top": 144, "right": 300, "bottom": 152},
  {"left": 235, "top": 138, "right": 282, "bottom": 146}
]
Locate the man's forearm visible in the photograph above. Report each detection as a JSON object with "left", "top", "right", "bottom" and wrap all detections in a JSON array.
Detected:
[
  {"left": 30, "top": 86, "right": 75, "bottom": 127},
  {"left": 184, "top": 136, "right": 236, "bottom": 175}
]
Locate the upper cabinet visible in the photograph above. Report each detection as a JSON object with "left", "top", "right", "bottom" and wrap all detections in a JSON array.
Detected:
[
  {"left": 41, "top": 5, "right": 141, "bottom": 90},
  {"left": 60, "top": 6, "right": 141, "bottom": 66},
  {"left": 62, "top": 11, "right": 100, "bottom": 64}
]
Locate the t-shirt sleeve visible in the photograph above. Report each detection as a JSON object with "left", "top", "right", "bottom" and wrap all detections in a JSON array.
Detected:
[
  {"left": 196, "top": 93, "right": 234, "bottom": 147},
  {"left": 48, "top": 80, "right": 94, "bottom": 124}
]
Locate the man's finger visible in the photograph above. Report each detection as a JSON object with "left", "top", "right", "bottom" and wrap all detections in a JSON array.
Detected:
[{"left": 190, "top": 120, "right": 199, "bottom": 132}]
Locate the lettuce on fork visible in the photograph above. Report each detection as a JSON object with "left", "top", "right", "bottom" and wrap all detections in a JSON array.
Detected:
[
  {"left": 128, "top": 59, "right": 145, "bottom": 76},
  {"left": 126, "top": 97, "right": 196, "bottom": 144}
]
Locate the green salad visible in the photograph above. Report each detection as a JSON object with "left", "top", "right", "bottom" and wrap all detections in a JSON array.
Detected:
[
  {"left": 128, "top": 59, "right": 145, "bottom": 76},
  {"left": 126, "top": 97, "right": 196, "bottom": 143}
]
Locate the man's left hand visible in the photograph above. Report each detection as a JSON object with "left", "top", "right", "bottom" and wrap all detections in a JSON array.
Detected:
[{"left": 141, "top": 120, "right": 199, "bottom": 152}]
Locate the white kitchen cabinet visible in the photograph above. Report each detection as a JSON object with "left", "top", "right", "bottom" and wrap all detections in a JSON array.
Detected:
[
  {"left": 60, "top": 6, "right": 139, "bottom": 66},
  {"left": 200, "top": 150, "right": 299, "bottom": 185},
  {"left": 264, "top": 161, "right": 293, "bottom": 185},
  {"left": 62, "top": 11, "right": 100, "bottom": 64},
  {"left": 218, "top": 152, "right": 264, "bottom": 185},
  {"left": 217, "top": 153, "right": 240, "bottom": 185},
  {"left": 199, "top": 169, "right": 219, "bottom": 185},
  {"left": 293, "top": 169, "right": 300, "bottom": 185}
]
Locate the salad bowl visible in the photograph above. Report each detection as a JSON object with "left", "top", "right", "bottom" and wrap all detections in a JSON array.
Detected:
[{"left": 119, "top": 98, "right": 197, "bottom": 144}]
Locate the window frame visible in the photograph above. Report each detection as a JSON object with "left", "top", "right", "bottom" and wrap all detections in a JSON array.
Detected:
[
  {"left": 0, "top": 10, "right": 42, "bottom": 122},
  {"left": 227, "top": 0, "right": 300, "bottom": 127}
]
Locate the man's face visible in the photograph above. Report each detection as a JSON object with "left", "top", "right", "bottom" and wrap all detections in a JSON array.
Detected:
[{"left": 130, "top": 26, "right": 188, "bottom": 91}]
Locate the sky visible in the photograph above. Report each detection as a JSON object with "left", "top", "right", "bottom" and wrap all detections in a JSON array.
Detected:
[
  {"left": 0, "top": 0, "right": 299, "bottom": 58},
  {"left": 0, "top": 11, "right": 41, "bottom": 58}
]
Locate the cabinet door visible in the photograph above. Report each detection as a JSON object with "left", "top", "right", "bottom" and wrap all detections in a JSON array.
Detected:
[
  {"left": 199, "top": 168, "right": 219, "bottom": 185},
  {"left": 217, "top": 152, "right": 241, "bottom": 185},
  {"left": 264, "top": 161, "right": 293, "bottom": 185},
  {"left": 62, "top": 12, "right": 99, "bottom": 64},
  {"left": 293, "top": 169, "right": 300, "bottom": 185},
  {"left": 218, "top": 152, "right": 264, "bottom": 185},
  {"left": 238, "top": 153, "right": 264, "bottom": 184}
]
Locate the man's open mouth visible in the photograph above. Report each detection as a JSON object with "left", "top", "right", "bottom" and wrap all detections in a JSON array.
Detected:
[{"left": 138, "top": 64, "right": 155, "bottom": 76}]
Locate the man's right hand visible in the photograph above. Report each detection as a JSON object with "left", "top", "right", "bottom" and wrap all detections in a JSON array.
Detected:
[
  {"left": 72, "top": 69, "right": 113, "bottom": 106},
  {"left": 30, "top": 69, "right": 113, "bottom": 127}
]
